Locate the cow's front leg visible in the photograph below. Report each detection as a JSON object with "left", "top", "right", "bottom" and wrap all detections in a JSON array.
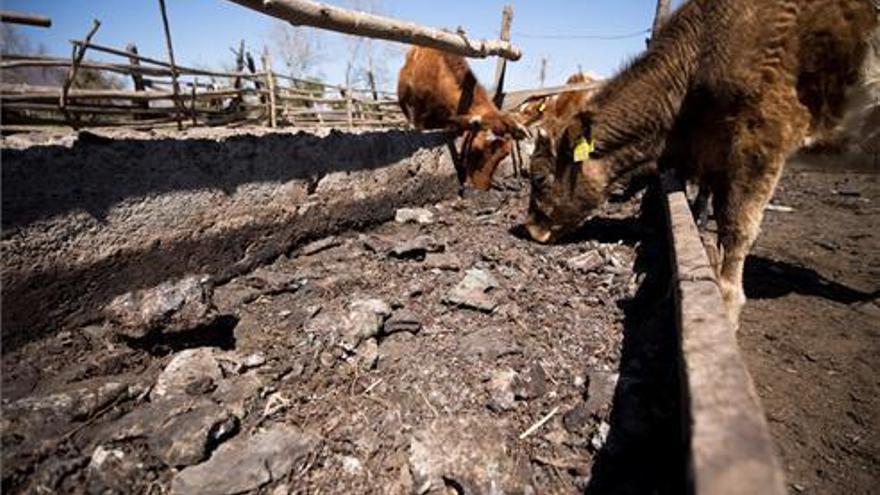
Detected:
[{"left": 714, "top": 94, "right": 809, "bottom": 329}]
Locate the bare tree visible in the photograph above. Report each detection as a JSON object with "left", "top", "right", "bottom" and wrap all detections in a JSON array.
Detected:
[
  {"left": 270, "top": 22, "right": 322, "bottom": 79},
  {"left": 342, "top": 0, "right": 395, "bottom": 93}
]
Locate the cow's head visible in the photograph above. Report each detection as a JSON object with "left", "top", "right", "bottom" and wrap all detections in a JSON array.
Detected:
[
  {"left": 525, "top": 112, "right": 609, "bottom": 243},
  {"left": 454, "top": 113, "right": 528, "bottom": 190},
  {"left": 463, "top": 128, "right": 513, "bottom": 190}
]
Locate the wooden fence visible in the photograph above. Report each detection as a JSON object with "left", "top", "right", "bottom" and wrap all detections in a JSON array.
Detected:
[{"left": 1, "top": 38, "right": 406, "bottom": 132}]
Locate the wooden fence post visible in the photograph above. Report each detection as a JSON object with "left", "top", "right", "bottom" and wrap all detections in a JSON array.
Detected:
[
  {"left": 157, "top": 0, "right": 184, "bottom": 130},
  {"left": 651, "top": 0, "right": 671, "bottom": 45},
  {"left": 126, "top": 43, "right": 150, "bottom": 119},
  {"left": 492, "top": 5, "right": 513, "bottom": 109},
  {"left": 261, "top": 47, "right": 277, "bottom": 128},
  {"left": 60, "top": 19, "right": 101, "bottom": 130}
]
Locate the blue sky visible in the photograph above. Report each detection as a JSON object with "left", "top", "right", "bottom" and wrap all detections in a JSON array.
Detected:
[{"left": 3, "top": 0, "right": 683, "bottom": 91}]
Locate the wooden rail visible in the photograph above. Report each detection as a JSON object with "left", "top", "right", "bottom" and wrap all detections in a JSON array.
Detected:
[
  {"left": 2, "top": 38, "right": 405, "bottom": 132},
  {"left": 0, "top": 11, "right": 52, "bottom": 27},
  {"left": 661, "top": 172, "right": 786, "bottom": 495},
  {"left": 226, "top": 0, "right": 522, "bottom": 60}
]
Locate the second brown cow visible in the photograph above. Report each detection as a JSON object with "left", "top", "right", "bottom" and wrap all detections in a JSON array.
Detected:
[{"left": 398, "top": 46, "right": 525, "bottom": 190}]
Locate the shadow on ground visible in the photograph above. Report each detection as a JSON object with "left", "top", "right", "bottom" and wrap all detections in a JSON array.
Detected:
[
  {"left": 744, "top": 255, "right": 877, "bottom": 304},
  {"left": 584, "top": 186, "right": 688, "bottom": 495}
]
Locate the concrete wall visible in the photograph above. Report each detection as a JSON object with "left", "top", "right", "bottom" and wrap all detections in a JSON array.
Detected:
[{"left": 2, "top": 127, "right": 457, "bottom": 350}]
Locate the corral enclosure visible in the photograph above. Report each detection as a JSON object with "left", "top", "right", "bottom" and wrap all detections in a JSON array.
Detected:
[
  {"left": 1, "top": 126, "right": 685, "bottom": 494},
  {"left": 7, "top": 1, "right": 878, "bottom": 494}
]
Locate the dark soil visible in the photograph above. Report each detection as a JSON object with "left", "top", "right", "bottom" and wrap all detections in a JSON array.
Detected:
[
  {"left": 1, "top": 181, "right": 685, "bottom": 494},
  {"left": 739, "top": 159, "right": 880, "bottom": 495}
]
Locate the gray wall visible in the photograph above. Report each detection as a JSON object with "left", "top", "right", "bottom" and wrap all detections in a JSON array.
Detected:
[{"left": 2, "top": 127, "right": 457, "bottom": 350}]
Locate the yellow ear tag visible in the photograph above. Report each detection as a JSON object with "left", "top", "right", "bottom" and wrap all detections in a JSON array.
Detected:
[
  {"left": 572, "top": 136, "right": 595, "bottom": 162},
  {"left": 538, "top": 101, "right": 546, "bottom": 113}
]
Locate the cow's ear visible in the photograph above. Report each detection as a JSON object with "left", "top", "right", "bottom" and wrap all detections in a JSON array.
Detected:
[{"left": 562, "top": 111, "right": 596, "bottom": 163}]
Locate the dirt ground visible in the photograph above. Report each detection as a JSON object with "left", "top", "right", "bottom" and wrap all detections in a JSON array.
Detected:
[
  {"left": 738, "top": 159, "right": 880, "bottom": 495},
  {"left": 1, "top": 180, "right": 685, "bottom": 494}
]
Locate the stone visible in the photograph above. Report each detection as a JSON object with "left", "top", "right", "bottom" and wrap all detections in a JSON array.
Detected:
[
  {"left": 242, "top": 352, "right": 267, "bottom": 369},
  {"left": 487, "top": 368, "right": 517, "bottom": 412},
  {"left": 105, "top": 275, "right": 216, "bottom": 339},
  {"left": 591, "top": 421, "right": 611, "bottom": 451},
  {"left": 152, "top": 348, "right": 223, "bottom": 401},
  {"left": 382, "top": 309, "right": 422, "bottom": 335},
  {"left": 562, "top": 404, "right": 592, "bottom": 433},
  {"left": 340, "top": 455, "right": 364, "bottom": 474},
  {"left": 459, "top": 327, "right": 521, "bottom": 361},
  {"left": 357, "top": 338, "right": 380, "bottom": 370},
  {"left": 86, "top": 445, "right": 146, "bottom": 494},
  {"left": 513, "top": 364, "right": 548, "bottom": 400},
  {"left": 148, "top": 400, "right": 239, "bottom": 467},
  {"left": 5, "top": 381, "right": 128, "bottom": 423},
  {"left": 299, "top": 236, "right": 341, "bottom": 256},
  {"left": 394, "top": 207, "right": 435, "bottom": 224},
  {"left": 170, "top": 425, "right": 320, "bottom": 495},
  {"left": 423, "top": 252, "right": 461, "bottom": 271},
  {"left": 408, "top": 416, "right": 531, "bottom": 494},
  {"left": 584, "top": 371, "right": 619, "bottom": 417},
  {"left": 443, "top": 269, "right": 499, "bottom": 312},
  {"left": 213, "top": 373, "right": 264, "bottom": 418},
  {"left": 388, "top": 235, "right": 443, "bottom": 260},
  {"left": 566, "top": 251, "right": 605, "bottom": 273},
  {"left": 339, "top": 299, "right": 392, "bottom": 352}
]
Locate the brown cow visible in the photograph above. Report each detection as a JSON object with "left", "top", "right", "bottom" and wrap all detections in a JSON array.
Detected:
[
  {"left": 398, "top": 46, "right": 526, "bottom": 190},
  {"left": 525, "top": 0, "right": 877, "bottom": 326}
]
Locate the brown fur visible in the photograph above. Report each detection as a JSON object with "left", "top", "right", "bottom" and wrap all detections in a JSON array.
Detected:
[
  {"left": 397, "top": 46, "right": 523, "bottom": 190},
  {"left": 526, "top": 0, "right": 877, "bottom": 325}
]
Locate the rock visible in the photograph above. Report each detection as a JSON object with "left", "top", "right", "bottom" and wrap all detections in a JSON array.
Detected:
[
  {"left": 213, "top": 373, "right": 264, "bottom": 418},
  {"left": 459, "top": 327, "right": 521, "bottom": 361},
  {"left": 152, "top": 348, "right": 223, "bottom": 401},
  {"left": 513, "top": 364, "right": 548, "bottom": 400},
  {"left": 389, "top": 235, "right": 443, "bottom": 260},
  {"left": 299, "top": 236, "right": 341, "bottom": 256},
  {"left": 487, "top": 368, "right": 517, "bottom": 412},
  {"left": 357, "top": 338, "right": 380, "bottom": 370},
  {"left": 584, "top": 371, "right": 619, "bottom": 417},
  {"left": 383, "top": 309, "right": 422, "bottom": 335},
  {"left": 339, "top": 299, "right": 392, "bottom": 352},
  {"left": 105, "top": 275, "right": 215, "bottom": 339},
  {"left": 591, "top": 421, "right": 611, "bottom": 451},
  {"left": 566, "top": 251, "right": 604, "bottom": 273},
  {"left": 170, "top": 425, "right": 320, "bottom": 495},
  {"left": 89, "top": 446, "right": 125, "bottom": 471},
  {"left": 243, "top": 352, "right": 267, "bottom": 369},
  {"left": 423, "top": 252, "right": 461, "bottom": 271},
  {"left": 408, "top": 416, "right": 531, "bottom": 494},
  {"left": 5, "top": 381, "right": 128, "bottom": 423},
  {"left": 394, "top": 207, "right": 435, "bottom": 224},
  {"left": 444, "top": 269, "right": 499, "bottom": 312},
  {"left": 148, "top": 400, "right": 239, "bottom": 467},
  {"left": 86, "top": 445, "right": 146, "bottom": 494},
  {"left": 340, "top": 455, "right": 364, "bottom": 474},
  {"left": 562, "top": 404, "right": 591, "bottom": 433},
  {"left": 241, "top": 267, "right": 300, "bottom": 295}
]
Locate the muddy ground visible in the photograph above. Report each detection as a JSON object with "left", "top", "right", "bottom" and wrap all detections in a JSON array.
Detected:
[
  {"left": 739, "top": 160, "right": 879, "bottom": 495},
  {"left": 1, "top": 181, "right": 685, "bottom": 494}
]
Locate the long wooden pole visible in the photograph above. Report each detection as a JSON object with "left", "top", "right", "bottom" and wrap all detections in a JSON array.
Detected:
[
  {"left": 0, "top": 11, "right": 51, "bottom": 27},
  {"left": 226, "top": 0, "right": 522, "bottom": 60},
  {"left": 651, "top": 0, "right": 672, "bottom": 43},
  {"left": 492, "top": 5, "right": 513, "bottom": 109},
  {"left": 60, "top": 19, "right": 101, "bottom": 130},
  {"left": 157, "top": 0, "right": 184, "bottom": 130}
]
